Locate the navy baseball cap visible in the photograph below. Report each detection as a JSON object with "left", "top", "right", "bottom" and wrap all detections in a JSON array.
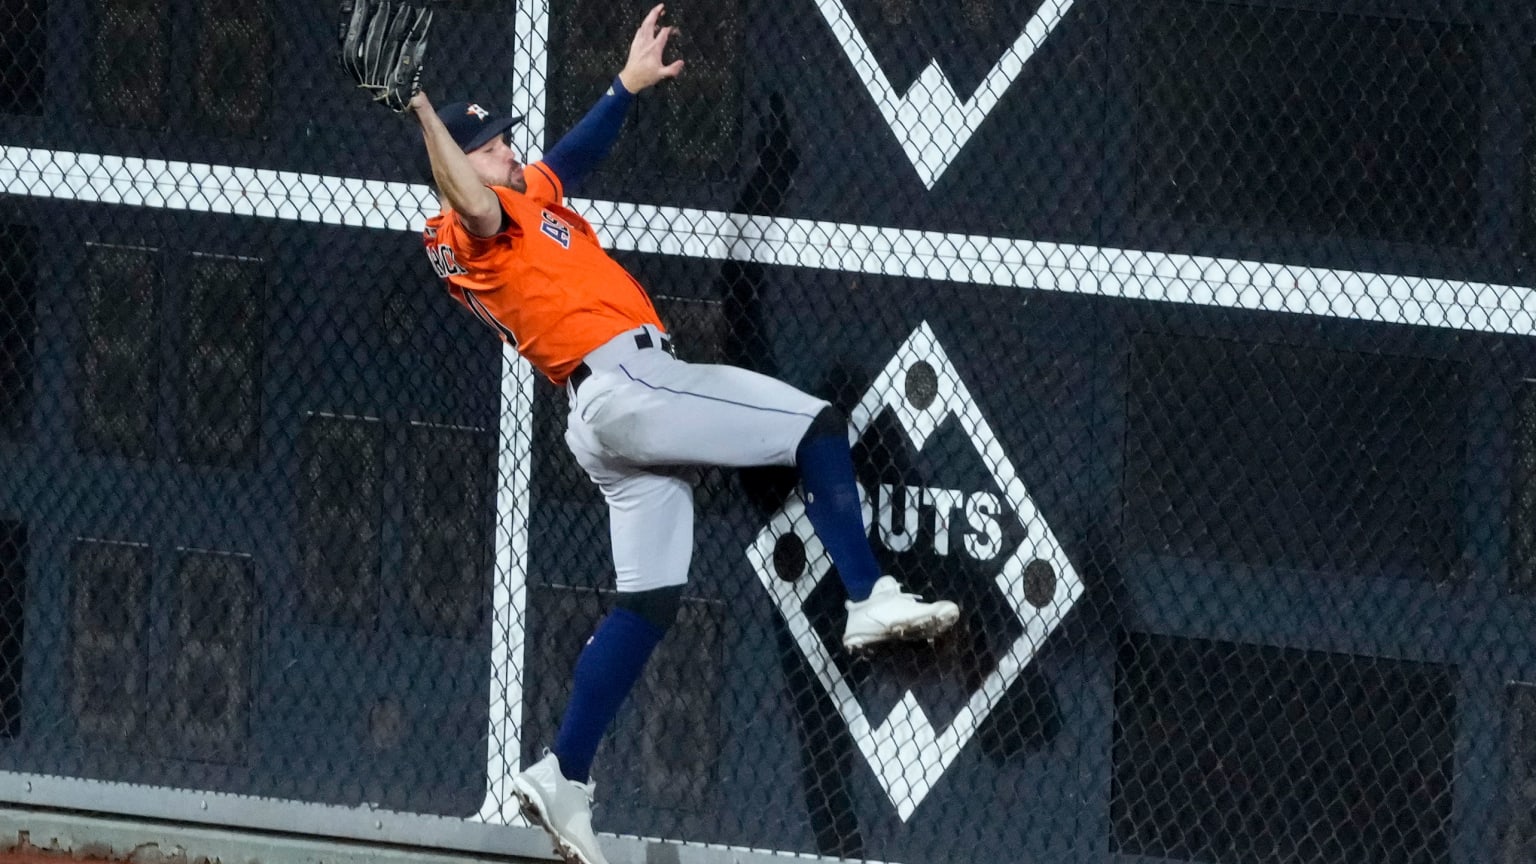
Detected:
[{"left": 437, "top": 101, "right": 525, "bottom": 153}]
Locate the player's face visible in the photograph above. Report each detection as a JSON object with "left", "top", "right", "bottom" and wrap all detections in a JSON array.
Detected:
[{"left": 467, "top": 133, "right": 526, "bottom": 193}]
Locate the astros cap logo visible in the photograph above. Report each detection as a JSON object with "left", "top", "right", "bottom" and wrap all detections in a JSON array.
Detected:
[{"left": 465, "top": 103, "right": 489, "bottom": 120}]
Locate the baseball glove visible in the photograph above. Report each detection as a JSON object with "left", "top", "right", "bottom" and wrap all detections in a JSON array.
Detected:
[{"left": 338, "top": 0, "right": 435, "bottom": 113}]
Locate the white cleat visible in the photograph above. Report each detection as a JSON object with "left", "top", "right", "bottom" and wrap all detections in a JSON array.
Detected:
[
  {"left": 842, "top": 575, "right": 961, "bottom": 651},
  {"left": 511, "top": 752, "right": 609, "bottom": 864}
]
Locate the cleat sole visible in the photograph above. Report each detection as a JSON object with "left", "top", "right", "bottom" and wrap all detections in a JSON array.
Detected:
[
  {"left": 843, "top": 607, "right": 961, "bottom": 651},
  {"left": 511, "top": 785, "right": 597, "bottom": 864}
]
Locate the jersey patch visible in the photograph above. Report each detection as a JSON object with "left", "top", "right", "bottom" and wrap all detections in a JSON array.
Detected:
[{"left": 540, "top": 210, "right": 573, "bottom": 249}]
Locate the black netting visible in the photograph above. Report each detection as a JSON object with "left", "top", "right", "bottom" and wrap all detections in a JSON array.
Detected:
[
  {"left": 0, "top": 522, "right": 23, "bottom": 741},
  {"left": 0, "top": 0, "right": 44, "bottom": 117},
  {"left": 4, "top": 1, "right": 1536, "bottom": 863}
]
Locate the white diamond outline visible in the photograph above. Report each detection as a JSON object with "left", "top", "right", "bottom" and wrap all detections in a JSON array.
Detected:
[
  {"left": 811, "top": 0, "right": 1077, "bottom": 189},
  {"left": 746, "top": 321, "right": 1084, "bottom": 821}
]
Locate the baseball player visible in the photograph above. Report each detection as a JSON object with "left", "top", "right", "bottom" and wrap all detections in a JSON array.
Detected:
[{"left": 410, "top": 6, "right": 960, "bottom": 863}]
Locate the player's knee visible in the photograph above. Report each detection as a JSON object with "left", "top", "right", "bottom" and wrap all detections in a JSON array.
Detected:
[
  {"left": 796, "top": 405, "right": 846, "bottom": 458},
  {"left": 615, "top": 584, "right": 684, "bottom": 632},
  {"left": 802, "top": 405, "right": 845, "bottom": 442}
]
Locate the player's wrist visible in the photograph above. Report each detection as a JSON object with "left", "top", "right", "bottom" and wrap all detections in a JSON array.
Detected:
[{"left": 616, "top": 69, "right": 646, "bottom": 94}]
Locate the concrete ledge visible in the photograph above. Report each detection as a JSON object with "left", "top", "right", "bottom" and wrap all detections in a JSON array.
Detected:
[{"left": 0, "top": 807, "right": 550, "bottom": 864}]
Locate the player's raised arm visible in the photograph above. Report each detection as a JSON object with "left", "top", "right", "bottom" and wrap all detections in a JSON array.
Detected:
[
  {"left": 411, "top": 91, "right": 505, "bottom": 237},
  {"left": 543, "top": 3, "right": 685, "bottom": 191}
]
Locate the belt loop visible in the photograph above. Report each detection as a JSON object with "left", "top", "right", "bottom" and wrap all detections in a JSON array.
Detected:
[
  {"left": 568, "top": 362, "right": 593, "bottom": 397},
  {"left": 631, "top": 325, "right": 673, "bottom": 356}
]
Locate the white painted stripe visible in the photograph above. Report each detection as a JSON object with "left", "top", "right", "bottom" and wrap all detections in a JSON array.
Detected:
[
  {"left": 0, "top": 145, "right": 438, "bottom": 230},
  {"left": 4, "top": 143, "right": 1532, "bottom": 336},
  {"left": 475, "top": 0, "right": 546, "bottom": 829},
  {"left": 509, "top": 0, "right": 547, "bottom": 166},
  {"left": 476, "top": 344, "right": 536, "bottom": 827},
  {"left": 582, "top": 199, "right": 1536, "bottom": 337}
]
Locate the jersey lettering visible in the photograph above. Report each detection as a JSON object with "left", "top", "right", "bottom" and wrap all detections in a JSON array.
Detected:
[
  {"left": 540, "top": 210, "right": 573, "bottom": 249},
  {"left": 426, "top": 243, "right": 468, "bottom": 279}
]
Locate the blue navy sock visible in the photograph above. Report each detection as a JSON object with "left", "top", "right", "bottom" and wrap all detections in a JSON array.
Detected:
[
  {"left": 552, "top": 607, "right": 664, "bottom": 783},
  {"left": 796, "top": 432, "right": 880, "bottom": 602}
]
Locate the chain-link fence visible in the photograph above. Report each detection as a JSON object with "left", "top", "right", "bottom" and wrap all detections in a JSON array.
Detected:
[{"left": 3, "top": 1, "right": 1536, "bottom": 863}]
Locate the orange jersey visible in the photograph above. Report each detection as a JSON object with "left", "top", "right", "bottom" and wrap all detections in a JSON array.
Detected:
[{"left": 422, "top": 162, "right": 664, "bottom": 385}]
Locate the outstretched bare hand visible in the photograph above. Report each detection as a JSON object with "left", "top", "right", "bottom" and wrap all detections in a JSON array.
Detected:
[{"left": 618, "top": 3, "right": 685, "bottom": 93}]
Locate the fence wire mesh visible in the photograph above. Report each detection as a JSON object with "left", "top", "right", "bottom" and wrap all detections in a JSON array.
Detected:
[{"left": 2, "top": 1, "right": 1536, "bottom": 863}]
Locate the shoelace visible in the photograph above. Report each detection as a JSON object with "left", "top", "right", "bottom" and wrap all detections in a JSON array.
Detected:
[{"left": 881, "top": 585, "right": 927, "bottom": 603}]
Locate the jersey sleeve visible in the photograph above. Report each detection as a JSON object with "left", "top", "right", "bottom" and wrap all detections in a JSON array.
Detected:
[
  {"left": 432, "top": 192, "right": 523, "bottom": 290},
  {"left": 522, "top": 161, "right": 565, "bottom": 207},
  {"left": 541, "top": 77, "right": 633, "bottom": 194}
]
